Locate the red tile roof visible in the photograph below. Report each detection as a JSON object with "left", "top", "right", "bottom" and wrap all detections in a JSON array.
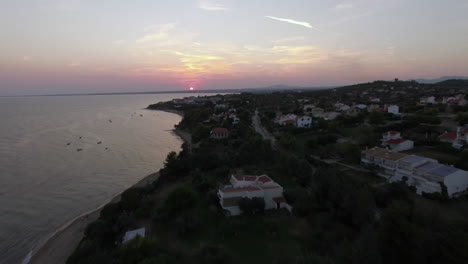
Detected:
[
  {"left": 258, "top": 175, "right": 272, "bottom": 183},
  {"left": 234, "top": 175, "right": 257, "bottom": 182},
  {"left": 383, "top": 131, "right": 399, "bottom": 135},
  {"left": 220, "top": 187, "right": 261, "bottom": 193},
  {"left": 273, "top": 197, "right": 286, "bottom": 203},
  {"left": 212, "top": 128, "right": 228, "bottom": 134},
  {"left": 284, "top": 119, "right": 296, "bottom": 125},
  {"left": 439, "top": 132, "right": 457, "bottom": 141},
  {"left": 385, "top": 138, "right": 409, "bottom": 145}
]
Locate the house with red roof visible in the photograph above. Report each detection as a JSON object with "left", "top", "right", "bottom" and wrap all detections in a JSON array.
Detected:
[
  {"left": 275, "top": 114, "right": 312, "bottom": 128},
  {"left": 439, "top": 125, "right": 468, "bottom": 149},
  {"left": 218, "top": 174, "right": 290, "bottom": 216},
  {"left": 381, "top": 131, "right": 414, "bottom": 152},
  {"left": 210, "top": 127, "right": 229, "bottom": 139},
  {"left": 439, "top": 131, "right": 457, "bottom": 143}
]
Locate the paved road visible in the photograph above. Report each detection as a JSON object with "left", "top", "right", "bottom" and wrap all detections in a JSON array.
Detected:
[{"left": 252, "top": 109, "right": 277, "bottom": 149}]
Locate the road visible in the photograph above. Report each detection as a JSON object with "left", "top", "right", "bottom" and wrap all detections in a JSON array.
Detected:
[{"left": 252, "top": 109, "right": 277, "bottom": 149}]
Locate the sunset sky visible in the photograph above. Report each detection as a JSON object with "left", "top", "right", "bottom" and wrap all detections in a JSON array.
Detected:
[{"left": 1, "top": 0, "right": 468, "bottom": 95}]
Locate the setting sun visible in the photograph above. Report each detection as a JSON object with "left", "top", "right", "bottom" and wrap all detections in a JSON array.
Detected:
[{"left": 189, "top": 87, "right": 194, "bottom": 91}]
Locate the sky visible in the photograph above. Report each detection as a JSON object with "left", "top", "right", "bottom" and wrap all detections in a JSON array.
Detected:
[{"left": 1, "top": 0, "right": 468, "bottom": 95}]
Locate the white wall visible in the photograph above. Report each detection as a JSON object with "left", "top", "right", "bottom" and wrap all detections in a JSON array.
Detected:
[
  {"left": 444, "top": 170, "right": 468, "bottom": 197},
  {"left": 391, "top": 140, "right": 414, "bottom": 152}
]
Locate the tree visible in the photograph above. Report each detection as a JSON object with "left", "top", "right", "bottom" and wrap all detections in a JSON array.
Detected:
[
  {"left": 456, "top": 112, "right": 468, "bottom": 125},
  {"left": 197, "top": 245, "right": 231, "bottom": 264},
  {"left": 369, "top": 111, "right": 384, "bottom": 124},
  {"left": 163, "top": 187, "right": 196, "bottom": 215},
  {"left": 121, "top": 187, "right": 144, "bottom": 212},
  {"left": 117, "top": 236, "right": 160, "bottom": 264}
]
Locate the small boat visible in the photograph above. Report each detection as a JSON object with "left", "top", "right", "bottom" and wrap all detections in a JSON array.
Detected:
[
  {"left": 140, "top": 114, "right": 143, "bottom": 117},
  {"left": 105, "top": 147, "right": 109, "bottom": 150},
  {"left": 97, "top": 141, "right": 102, "bottom": 144},
  {"left": 76, "top": 148, "right": 83, "bottom": 152},
  {"left": 79, "top": 136, "right": 82, "bottom": 139},
  {"left": 66, "top": 142, "right": 71, "bottom": 146},
  {"left": 109, "top": 119, "right": 112, "bottom": 123}
]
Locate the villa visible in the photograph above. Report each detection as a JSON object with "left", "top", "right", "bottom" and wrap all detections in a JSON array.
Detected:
[
  {"left": 217, "top": 174, "right": 290, "bottom": 216},
  {"left": 211, "top": 128, "right": 229, "bottom": 139}
]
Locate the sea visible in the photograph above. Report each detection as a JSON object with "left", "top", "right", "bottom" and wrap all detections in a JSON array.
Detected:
[{"left": 0, "top": 93, "right": 204, "bottom": 263}]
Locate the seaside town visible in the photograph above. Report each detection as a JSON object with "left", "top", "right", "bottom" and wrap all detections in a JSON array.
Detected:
[{"left": 66, "top": 79, "right": 468, "bottom": 264}]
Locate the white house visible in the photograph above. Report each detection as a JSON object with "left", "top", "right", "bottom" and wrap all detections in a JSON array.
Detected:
[
  {"left": 382, "top": 131, "right": 401, "bottom": 142},
  {"left": 387, "top": 105, "right": 400, "bottom": 115},
  {"left": 276, "top": 114, "right": 312, "bottom": 128},
  {"left": 334, "top": 103, "right": 350, "bottom": 112},
  {"left": 439, "top": 126, "right": 468, "bottom": 149},
  {"left": 218, "top": 175, "right": 289, "bottom": 216},
  {"left": 354, "top": 104, "right": 367, "bottom": 110},
  {"left": 275, "top": 114, "right": 297, "bottom": 126},
  {"left": 412, "top": 162, "right": 468, "bottom": 197},
  {"left": 122, "top": 228, "right": 145, "bottom": 243},
  {"left": 383, "top": 138, "right": 414, "bottom": 152},
  {"left": 323, "top": 111, "right": 340, "bottom": 120},
  {"left": 420, "top": 96, "right": 436, "bottom": 104},
  {"left": 296, "top": 116, "right": 312, "bottom": 128},
  {"left": 381, "top": 131, "right": 414, "bottom": 152},
  {"left": 361, "top": 147, "right": 468, "bottom": 197}
]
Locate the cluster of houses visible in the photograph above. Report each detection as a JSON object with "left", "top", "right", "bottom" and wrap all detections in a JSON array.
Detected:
[
  {"left": 210, "top": 107, "right": 240, "bottom": 125},
  {"left": 275, "top": 114, "right": 312, "bottom": 128},
  {"left": 301, "top": 102, "right": 400, "bottom": 121},
  {"left": 217, "top": 174, "right": 291, "bottom": 216},
  {"left": 362, "top": 147, "right": 468, "bottom": 197},
  {"left": 439, "top": 125, "right": 468, "bottom": 149},
  {"left": 420, "top": 94, "right": 467, "bottom": 106}
]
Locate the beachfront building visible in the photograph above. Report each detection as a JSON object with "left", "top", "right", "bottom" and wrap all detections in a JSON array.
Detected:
[
  {"left": 217, "top": 175, "right": 289, "bottom": 216},
  {"left": 211, "top": 128, "right": 229, "bottom": 139},
  {"left": 361, "top": 147, "right": 468, "bottom": 197}
]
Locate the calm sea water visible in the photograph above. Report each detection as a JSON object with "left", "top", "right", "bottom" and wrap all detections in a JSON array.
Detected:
[{"left": 0, "top": 94, "right": 201, "bottom": 263}]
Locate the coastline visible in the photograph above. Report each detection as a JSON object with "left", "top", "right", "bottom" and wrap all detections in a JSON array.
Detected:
[
  {"left": 29, "top": 109, "right": 188, "bottom": 264},
  {"left": 28, "top": 172, "right": 161, "bottom": 264}
]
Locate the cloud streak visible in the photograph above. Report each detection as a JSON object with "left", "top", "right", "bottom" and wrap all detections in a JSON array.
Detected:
[
  {"left": 336, "top": 3, "right": 353, "bottom": 9},
  {"left": 265, "top": 16, "right": 315, "bottom": 29},
  {"left": 198, "top": 0, "right": 227, "bottom": 11}
]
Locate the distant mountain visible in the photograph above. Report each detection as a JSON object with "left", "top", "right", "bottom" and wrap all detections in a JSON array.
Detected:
[
  {"left": 434, "top": 79, "right": 468, "bottom": 86},
  {"left": 413, "top": 76, "right": 468, "bottom": 84}
]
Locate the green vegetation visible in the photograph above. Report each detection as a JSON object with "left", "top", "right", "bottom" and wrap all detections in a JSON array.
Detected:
[{"left": 71, "top": 83, "right": 468, "bottom": 264}]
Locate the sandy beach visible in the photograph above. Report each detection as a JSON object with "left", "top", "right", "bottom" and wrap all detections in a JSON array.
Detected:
[{"left": 29, "top": 110, "right": 188, "bottom": 264}]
